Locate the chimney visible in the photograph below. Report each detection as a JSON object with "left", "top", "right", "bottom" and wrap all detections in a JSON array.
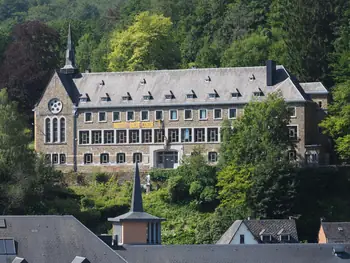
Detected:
[{"left": 266, "top": 60, "right": 276, "bottom": 86}]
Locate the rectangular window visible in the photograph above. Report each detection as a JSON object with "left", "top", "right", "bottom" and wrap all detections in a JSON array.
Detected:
[
  {"left": 92, "top": 130, "right": 102, "bottom": 144},
  {"left": 79, "top": 131, "right": 90, "bottom": 144},
  {"left": 288, "top": 126, "right": 298, "bottom": 140},
  {"left": 155, "top": 129, "right": 165, "bottom": 143},
  {"left": 199, "top": 109, "right": 207, "bottom": 120},
  {"left": 207, "top": 128, "right": 219, "bottom": 142},
  {"left": 288, "top": 107, "right": 296, "bottom": 118},
  {"left": 84, "top": 153, "right": 93, "bottom": 164},
  {"left": 261, "top": 235, "right": 271, "bottom": 242},
  {"left": 52, "top": 154, "right": 58, "bottom": 164},
  {"left": 142, "top": 129, "right": 152, "bottom": 143},
  {"left": 229, "top": 108, "right": 237, "bottom": 119},
  {"left": 100, "top": 153, "right": 109, "bottom": 164},
  {"left": 141, "top": 110, "right": 149, "bottom": 121},
  {"left": 184, "top": 109, "right": 192, "bottom": 120},
  {"left": 168, "top": 129, "right": 179, "bottom": 143},
  {"left": 318, "top": 101, "right": 322, "bottom": 108},
  {"left": 240, "top": 235, "right": 245, "bottom": 244},
  {"left": 129, "top": 130, "right": 140, "bottom": 143},
  {"left": 127, "top": 111, "right": 134, "bottom": 121},
  {"left": 113, "top": 111, "right": 120, "bottom": 122},
  {"left": 288, "top": 150, "right": 296, "bottom": 161},
  {"left": 45, "top": 154, "right": 51, "bottom": 164},
  {"left": 208, "top": 152, "right": 218, "bottom": 163},
  {"left": 194, "top": 128, "right": 205, "bottom": 142},
  {"left": 169, "top": 110, "right": 178, "bottom": 120},
  {"left": 104, "top": 130, "right": 115, "bottom": 144},
  {"left": 85, "top": 112, "right": 92, "bottom": 122},
  {"left": 59, "top": 154, "right": 66, "bottom": 164},
  {"left": 133, "top": 153, "right": 142, "bottom": 163},
  {"left": 98, "top": 112, "right": 107, "bottom": 122},
  {"left": 181, "top": 128, "right": 192, "bottom": 142},
  {"left": 155, "top": 110, "right": 163, "bottom": 120},
  {"left": 214, "top": 109, "right": 222, "bottom": 119},
  {"left": 117, "top": 153, "right": 126, "bottom": 164},
  {"left": 116, "top": 130, "right": 127, "bottom": 144}
]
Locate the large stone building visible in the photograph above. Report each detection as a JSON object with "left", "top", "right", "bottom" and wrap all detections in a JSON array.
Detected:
[{"left": 33, "top": 26, "right": 330, "bottom": 173}]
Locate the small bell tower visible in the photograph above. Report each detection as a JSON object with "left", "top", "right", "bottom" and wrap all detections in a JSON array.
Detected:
[{"left": 108, "top": 163, "right": 165, "bottom": 245}]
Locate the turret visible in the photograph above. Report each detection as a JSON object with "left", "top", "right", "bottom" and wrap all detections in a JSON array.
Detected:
[{"left": 60, "top": 24, "right": 78, "bottom": 75}]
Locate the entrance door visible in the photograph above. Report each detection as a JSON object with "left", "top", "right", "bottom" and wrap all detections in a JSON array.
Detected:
[{"left": 156, "top": 151, "right": 178, "bottom": 168}]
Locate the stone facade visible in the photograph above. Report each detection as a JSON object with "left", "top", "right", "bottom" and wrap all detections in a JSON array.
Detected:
[{"left": 33, "top": 37, "right": 331, "bottom": 173}]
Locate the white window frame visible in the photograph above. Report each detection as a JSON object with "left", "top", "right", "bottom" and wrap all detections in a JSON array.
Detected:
[
  {"left": 44, "top": 117, "right": 51, "bottom": 143},
  {"left": 52, "top": 153, "right": 59, "bottom": 164},
  {"left": 184, "top": 109, "right": 193, "bottom": 120},
  {"left": 84, "top": 153, "right": 93, "bottom": 164},
  {"left": 98, "top": 111, "right": 107, "bottom": 122},
  {"left": 116, "top": 130, "right": 127, "bottom": 144},
  {"left": 117, "top": 153, "right": 126, "bottom": 164},
  {"left": 133, "top": 152, "right": 142, "bottom": 163},
  {"left": 126, "top": 111, "right": 135, "bottom": 122},
  {"left": 199, "top": 109, "right": 208, "bottom": 120},
  {"left": 91, "top": 130, "right": 102, "bottom": 144},
  {"left": 100, "top": 153, "right": 110, "bottom": 164},
  {"left": 59, "top": 154, "right": 66, "bottom": 164},
  {"left": 140, "top": 110, "right": 149, "bottom": 121},
  {"left": 103, "top": 130, "right": 115, "bottom": 144},
  {"left": 228, "top": 108, "right": 237, "bottom": 119},
  {"left": 287, "top": 125, "right": 298, "bottom": 140},
  {"left": 169, "top": 109, "right": 178, "bottom": 121},
  {"left": 84, "top": 112, "right": 93, "bottom": 123},
  {"left": 155, "top": 110, "right": 163, "bottom": 121},
  {"left": 213, "top": 109, "right": 222, "bottom": 120},
  {"left": 79, "top": 130, "right": 90, "bottom": 145},
  {"left": 288, "top": 107, "right": 297, "bottom": 118},
  {"left": 112, "top": 111, "right": 121, "bottom": 122},
  {"left": 207, "top": 128, "right": 219, "bottom": 142},
  {"left": 208, "top": 152, "right": 218, "bottom": 163},
  {"left": 59, "top": 117, "right": 66, "bottom": 143}
]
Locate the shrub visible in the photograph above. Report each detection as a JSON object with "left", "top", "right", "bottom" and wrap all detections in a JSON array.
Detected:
[
  {"left": 94, "top": 172, "right": 109, "bottom": 184},
  {"left": 167, "top": 175, "right": 189, "bottom": 203}
]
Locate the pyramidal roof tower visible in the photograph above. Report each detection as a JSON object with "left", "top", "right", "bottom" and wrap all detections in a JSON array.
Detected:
[
  {"left": 60, "top": 24, "right": 78, "bottom": 75},
  {"left": 108, "top": 163, "right": 165, "bottom": 245}
]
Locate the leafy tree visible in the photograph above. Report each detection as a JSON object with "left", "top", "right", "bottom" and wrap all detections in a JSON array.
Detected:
[
  {"left": 107, "top": 11, "right": 180, "bottom": 71},
  {"left": 0, "top": 21, "right": 60, "bottom": 116},
  {"left": 76, "top": 33, "right": 97, "bottom": 72},
  {"left": 218, "top": 92, "right": 297, "bottom": 218},
  {"left": 320, "top": 81, "right": 350, "bottom": 162}
]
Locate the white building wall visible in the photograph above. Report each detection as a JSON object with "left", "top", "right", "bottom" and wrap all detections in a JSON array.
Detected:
[{"left": 230, "top": 222, "right": 257, "bottom": 244}]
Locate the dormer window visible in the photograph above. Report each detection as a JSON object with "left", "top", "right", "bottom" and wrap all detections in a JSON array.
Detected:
[
  {"left": 140, "top": 78, "right": 146, "bottom": 85},
  {"left": 279, "top": 234, "right": 291, "bottom": 242},
  {"left": 208, "top": 89, "right": 219, "bottom": 98},
  {"left": 100, "top": 93, "right": 111, "bottom": 102},
  {"left": 122, "top": 92, "right": 132, "bottom": 101},
  {"left": 253, "top": 88, "right": 264, "bottom": 97},
  {"left": 186, "top": 90, "right": 197, "bottom": 99},
  {"left": 165, "top": 90, "right": 175, "bottom": 100},
  {"left": 143, "top": 91, "right": 153, "bottom": 100},
  {"left": 79, "top": 93, "right": 90, "bottom": 102},
  {"left": 205, "top": 76, "right": 211, "bottom": 82},
  {"left": 261, "top": 234, "right": 272, "bottom": 242},
  {"left": 231, "top": 89, "right": 242, "bottom": 98}
]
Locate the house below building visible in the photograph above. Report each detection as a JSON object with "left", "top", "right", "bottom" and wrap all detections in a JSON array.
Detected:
[
  {"left": 319, "top": 222, "right": 350, "bottom": 243},
  {"left": 217, "top": 218, "right": 299, "bottom": 244}
]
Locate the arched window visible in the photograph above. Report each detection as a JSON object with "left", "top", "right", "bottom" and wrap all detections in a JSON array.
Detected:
[
  {"left": 53, "top": 118, "right": 58, "bottom": 142},
  {"left": 60, "top": 118, "right": 66, "bottom": 142},
  {"left": 45, "top": 118, "right": 51, "bottom": 143}
]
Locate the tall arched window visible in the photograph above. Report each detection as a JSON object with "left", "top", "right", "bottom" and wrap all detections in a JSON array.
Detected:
[
  {"left": 60, "top": 118, "right": 66, "bottom": 142},
  {"left": 45, "top": 118, "right": 51, "bottom": 143},
  {"left": 53, "top": 118, "right": 58, "bottom": 142}
]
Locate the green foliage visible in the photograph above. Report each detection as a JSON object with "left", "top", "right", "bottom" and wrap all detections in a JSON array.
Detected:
[
  {"left": 320, "top": 81, "right": 350, "bottom": 162},
  {"left": 218, "top": 92, "right": 297, "bottom": 218},
  {"left": 107, "top": 11, "right": 180, "bottom": 71},
  {"left": 93, "top": 172, "right": 110, "bottom": 184}
]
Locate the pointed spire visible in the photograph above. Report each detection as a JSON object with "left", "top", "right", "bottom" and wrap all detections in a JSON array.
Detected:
[
  {"left": 60, "top": 23, "right": 78, "bottom": 74},
  {"left": 131, "top": 162, "right": 143, "bottom": 212}
]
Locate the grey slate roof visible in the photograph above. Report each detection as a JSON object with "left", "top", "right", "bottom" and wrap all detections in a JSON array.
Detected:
[
  {"left": 300, "top": 82, "right": 329, "bottom": 94},
  {"left": 118, "top": 244, "right": 350, "bottom": 263},
  {"left": 109, "top": 163, "right": 164, "bottom": 222},
  {"left": 217, "top": 219, "right": 298, "bottom": 244},
  {"left": 0, "top": 215, "right": 127, "bottom": 263},
  {"left": 322, "top": 222, "right": 350, "bottom": 243},
  {"left": 71, "top": 66, "right": 309, "bottom": 109}
]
